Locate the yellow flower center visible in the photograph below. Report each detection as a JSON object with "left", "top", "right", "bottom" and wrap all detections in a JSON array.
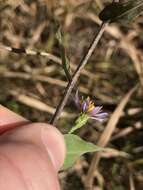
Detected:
[{"left": 87, "top": 101, "right": 95, "bottom": 113}]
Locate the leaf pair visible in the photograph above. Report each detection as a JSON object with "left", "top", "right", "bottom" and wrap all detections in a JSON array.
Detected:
[{"left": 99, "top": 0, "right": 143, "bottom": 24}]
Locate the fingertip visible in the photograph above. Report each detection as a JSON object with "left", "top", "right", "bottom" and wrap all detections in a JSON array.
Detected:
[{"left": 41, "top": 124, "right": 66, "bottom": 171}]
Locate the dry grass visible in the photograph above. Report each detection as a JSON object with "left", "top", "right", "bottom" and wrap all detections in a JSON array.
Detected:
[{"left": 0, "top": 0, "right": 143, "bottom": 189}]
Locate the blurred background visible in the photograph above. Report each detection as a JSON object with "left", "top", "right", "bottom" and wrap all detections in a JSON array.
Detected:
[{"left": 0, "top": 0, "right": 143, "bottom": 189}]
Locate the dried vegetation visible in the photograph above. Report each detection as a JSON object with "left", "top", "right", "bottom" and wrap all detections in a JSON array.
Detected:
[{"left": 0, "top": 0, "right": 143, "bottom": 189}]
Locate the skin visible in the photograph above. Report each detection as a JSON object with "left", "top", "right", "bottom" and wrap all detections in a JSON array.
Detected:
[{"left": 0, "top": 105, "right": 66, "bottom": 190}]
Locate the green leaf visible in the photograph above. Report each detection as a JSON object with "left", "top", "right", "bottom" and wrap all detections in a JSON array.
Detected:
[
  {"left": 99, "top": 0, "right": 143, "bottom": 24},
  {"left": 68, "top": 113, "right": 89, "bottom": 134},
  {"left": 62, "top": 134, "right": 103, "bottom": 169},
  {"left": 56, "top": 28, "right": 71, "bottom": 82}
]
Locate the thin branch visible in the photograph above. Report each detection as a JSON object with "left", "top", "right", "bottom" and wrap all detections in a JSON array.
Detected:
[
  {"left": 50, "top": 22, "right": 108, "bottom": 125},
  {"left": 0, "top": 44, "right": 61, "bottom": 64},
  {"left": 0, "top": 44, "right": 98, "bottom": 80}
]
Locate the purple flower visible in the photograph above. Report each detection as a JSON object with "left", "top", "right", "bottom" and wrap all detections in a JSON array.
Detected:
[{"left": 75, "top": 91, "right": 108, "bottom": 122}]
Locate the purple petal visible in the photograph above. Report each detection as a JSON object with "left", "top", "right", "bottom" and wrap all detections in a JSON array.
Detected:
[
  {"left": 82, "top": 101, "right": 88, "bottom": 112},
  {"left": 95, "top": 113, "right": 108, "bottom": 119},
  {"left": 90, "top": 117, "right": 105, "bottom": 122},
  {"left": 95, "top": 112, "right": 108, "bottom": 119},
  {"left": 90, "top": 112, "right": 108, "bottom": 122},
  {"left": 90, "top": 106, "right": 103, "bottom": 116}
]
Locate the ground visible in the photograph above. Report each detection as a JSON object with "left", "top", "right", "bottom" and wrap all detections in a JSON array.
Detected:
[{"left": 0, "top": 0, "right": 143, "bottom": 189}]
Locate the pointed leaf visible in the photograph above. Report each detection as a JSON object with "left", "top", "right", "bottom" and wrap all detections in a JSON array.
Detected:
[
  {"left": 56, "top": 28, "right": 71, "bottom": 82},
  {"left": 62, "top": 134, "right": 103, "bottom": 169}
]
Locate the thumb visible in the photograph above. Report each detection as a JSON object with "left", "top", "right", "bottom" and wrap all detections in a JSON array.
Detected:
[{"left": 0, "top": 105, "right": 66, "bottom": 171}]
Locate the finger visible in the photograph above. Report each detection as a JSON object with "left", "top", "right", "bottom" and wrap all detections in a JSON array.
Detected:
[
  {"left": 0, "top": 140, "right": 61, "bottom": 190},
  {"left": 0, "top": 106, "right": 66, "bottom": 171},
  {"left": 0, "top": 105, "right": 29, "bottom": 135},
  {"left": 0, "top": 122, "right": 66, "bottom": 172}
]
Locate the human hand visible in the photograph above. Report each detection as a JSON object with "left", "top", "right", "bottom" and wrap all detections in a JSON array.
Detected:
[{"left": 0, "top": 105, "right": 66, "bottom": 190}]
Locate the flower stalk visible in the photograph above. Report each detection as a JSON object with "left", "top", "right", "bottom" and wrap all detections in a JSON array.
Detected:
[{"left": 50, "top": 22, "right": 108, "bottom": 125}]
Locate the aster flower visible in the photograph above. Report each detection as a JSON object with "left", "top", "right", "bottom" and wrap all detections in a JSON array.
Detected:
[
  {"left": 75, "top": 91, "right": 108, "bottom": 122},
  {"left": 68, "top": 92, "right": 108, "bottom": 134}
]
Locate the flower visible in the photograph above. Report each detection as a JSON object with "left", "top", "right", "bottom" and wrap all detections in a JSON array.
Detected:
[{"left": 75, "top": 91, "right": 108, "bottom": 122}]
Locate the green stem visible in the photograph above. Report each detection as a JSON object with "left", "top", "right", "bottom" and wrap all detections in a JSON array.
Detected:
[{"left": 68, "top": 113, "right": 89, "bottom": 134}]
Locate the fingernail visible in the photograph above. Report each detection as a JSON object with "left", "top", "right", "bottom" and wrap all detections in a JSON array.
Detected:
[{"left": 41, "top": 125, "right": 66, "bottom": 171}]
